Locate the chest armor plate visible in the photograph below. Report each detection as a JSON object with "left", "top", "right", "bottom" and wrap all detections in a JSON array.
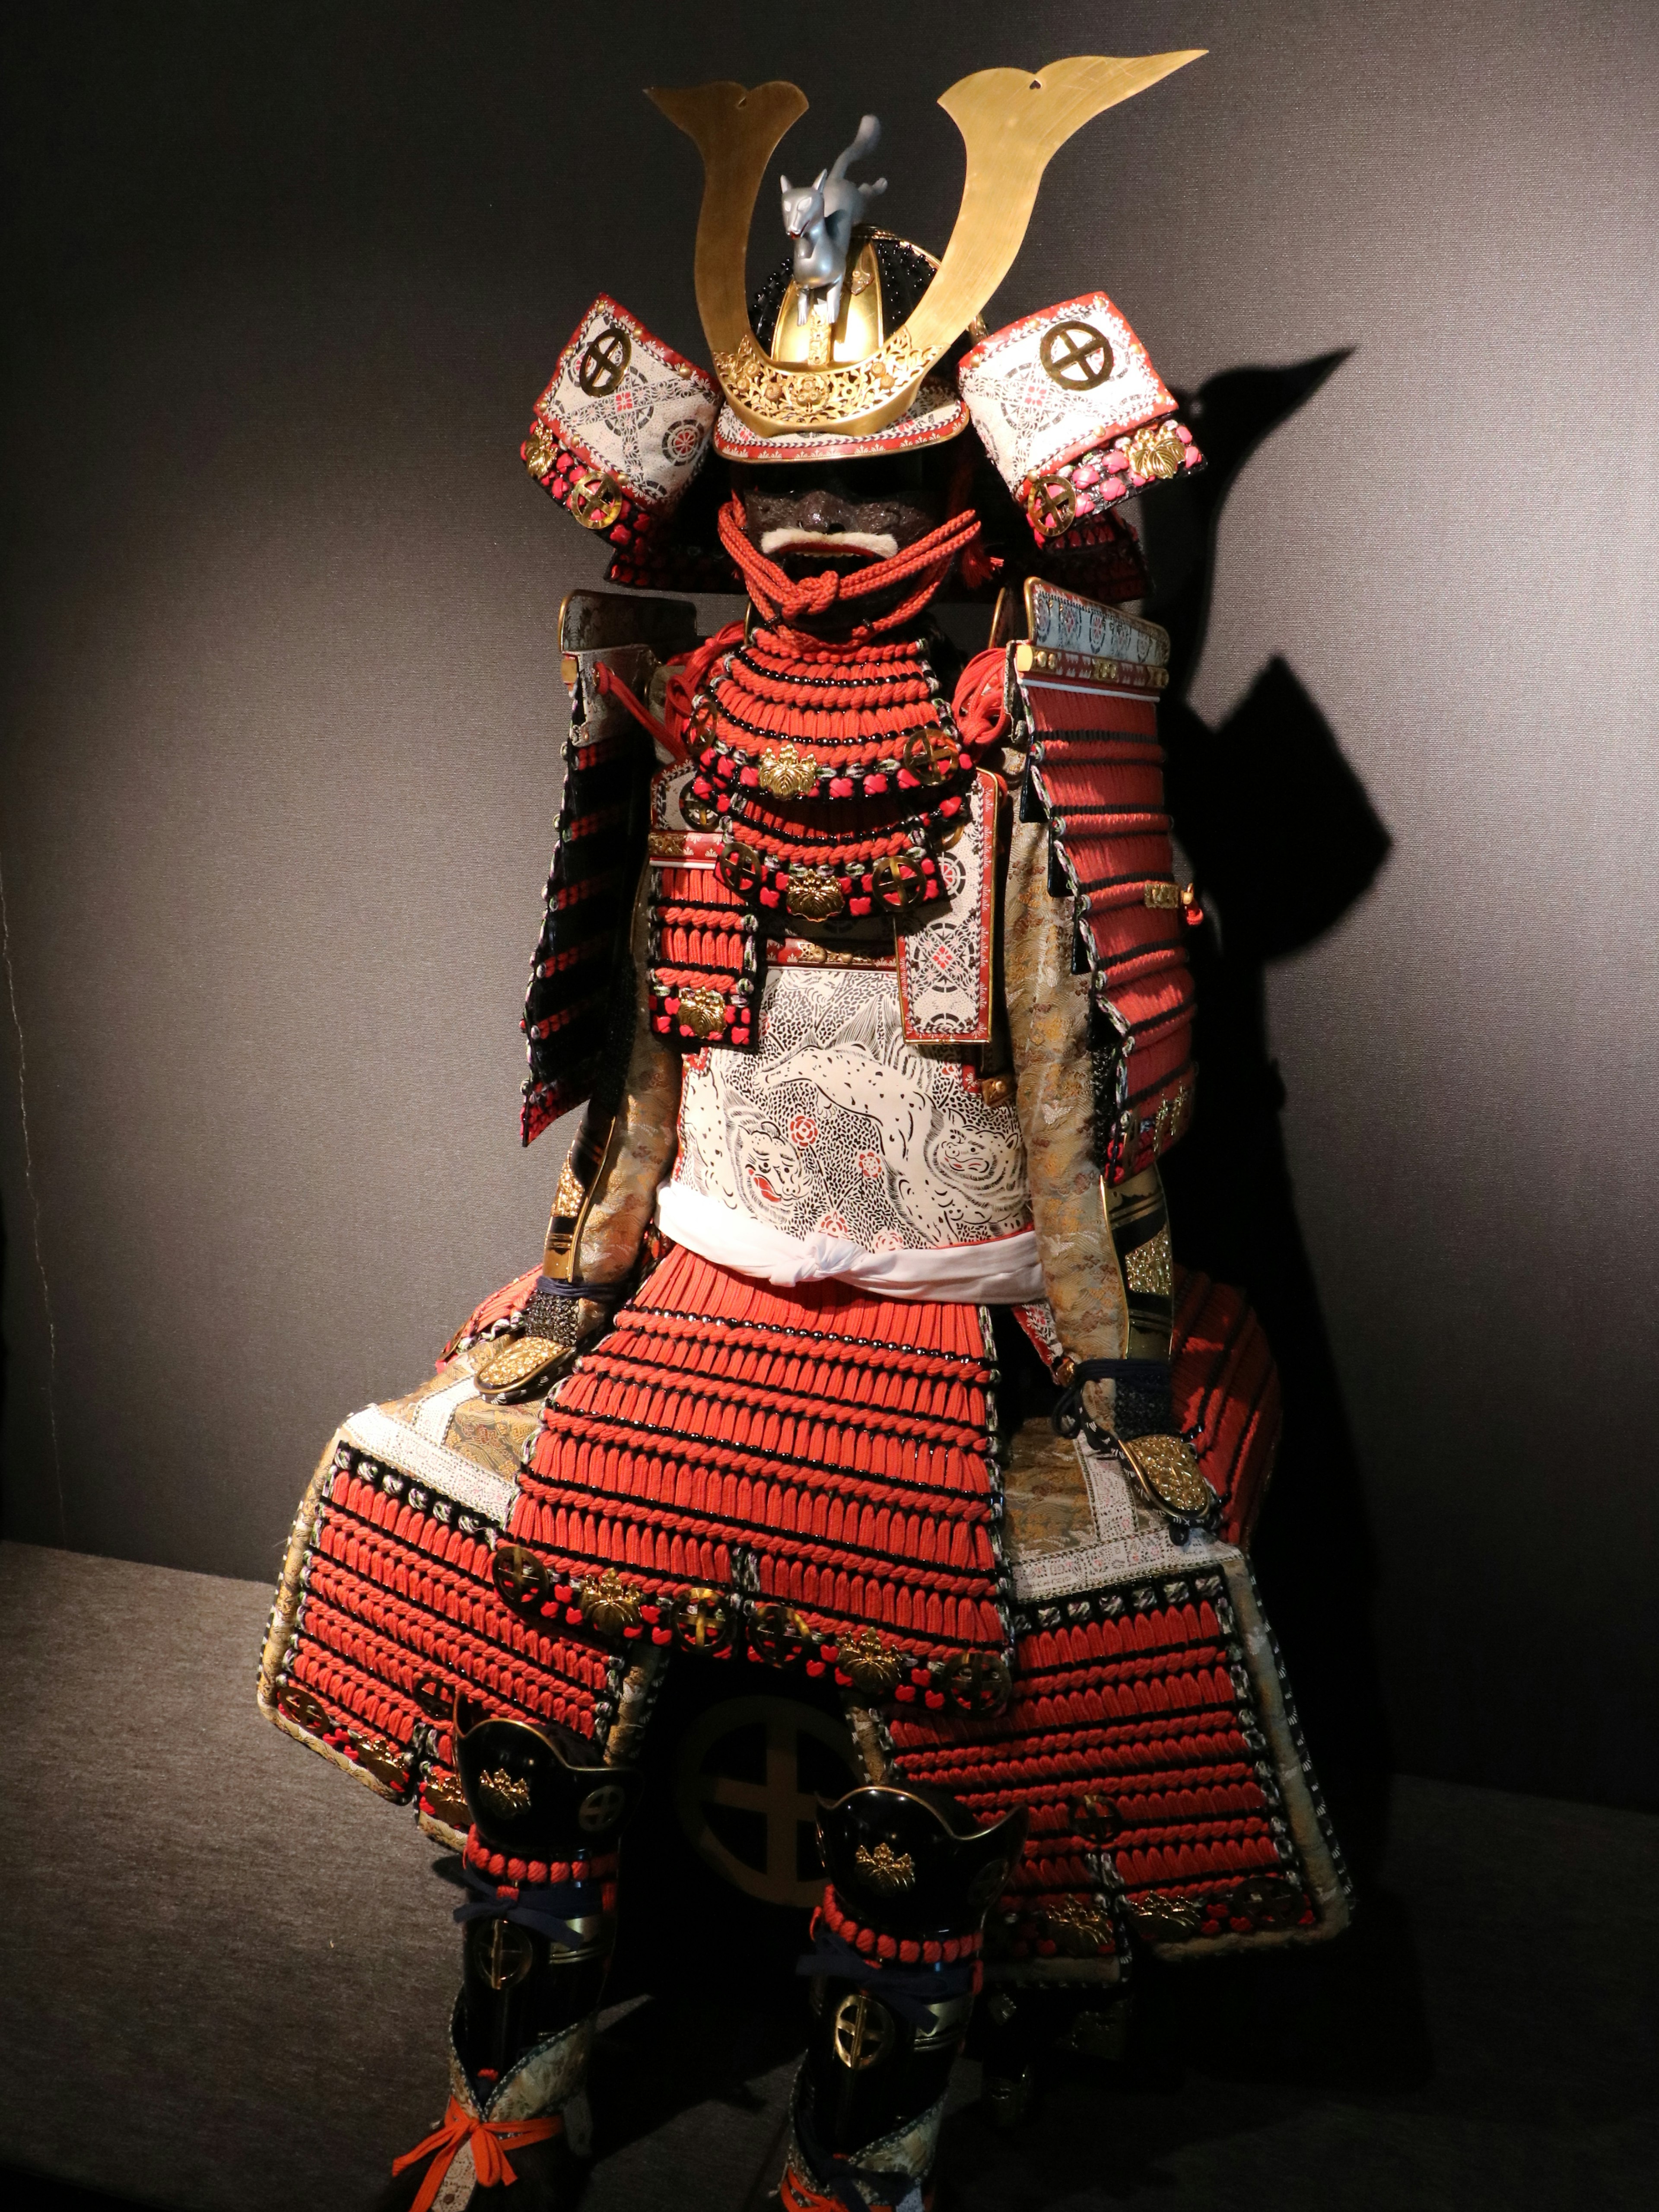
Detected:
[{"left": 673, "top": 962, "right": 1029, "bottom": 1253}]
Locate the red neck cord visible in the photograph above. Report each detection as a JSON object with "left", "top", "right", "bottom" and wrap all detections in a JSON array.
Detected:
[{"left": 716, "top": 497, "right": 982, "bottom": 638}]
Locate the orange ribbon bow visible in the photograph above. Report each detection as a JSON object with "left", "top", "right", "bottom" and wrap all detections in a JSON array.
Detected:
[{"left": 391, "top": 2094, "right": 562, "bottom": 2212}]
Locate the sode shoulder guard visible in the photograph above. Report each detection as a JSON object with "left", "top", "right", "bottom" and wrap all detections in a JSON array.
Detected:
[
  {"left": 1007, "top": 578, "right": 1198, "bottom": 1182},
  {"left": 519, "top": 592, "right": 696, "bottom": 1144}
]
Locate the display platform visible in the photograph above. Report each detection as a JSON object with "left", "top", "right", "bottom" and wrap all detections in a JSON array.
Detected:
[{"left": 1, "top": 1540, "right": 1653, "bottom": 2212}]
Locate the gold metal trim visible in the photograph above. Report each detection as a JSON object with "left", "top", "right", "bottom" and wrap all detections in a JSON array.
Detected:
[
  {"left": 650, "top": 54, "right": 1204, "bottom": 438},
  {"left": 1015, "top": 638, "right": 1170, "bottom": 690},
  {"left": 544, "top": 1108, "right": 622, "bottom": 1282}
]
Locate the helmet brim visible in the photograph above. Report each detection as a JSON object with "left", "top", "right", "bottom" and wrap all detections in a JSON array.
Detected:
[{"left": 713, "top": 378, "right": 969, "bottom": 465}]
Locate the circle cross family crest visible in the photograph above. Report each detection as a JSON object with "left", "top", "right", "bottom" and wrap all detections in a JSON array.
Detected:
[
  {"left": 577, "top": 325, "right": 632, "bottom": 396},
  {"left": 1039, "top": 320, "right": 1114, "bottom": 390},
  {"left": 674, "top": 1694, "right": 859, "bottom": 1908}
]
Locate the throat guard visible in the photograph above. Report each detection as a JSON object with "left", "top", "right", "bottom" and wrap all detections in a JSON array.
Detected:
[{"left": 645, "top": 612, "right": 990, "bottom": 1055}]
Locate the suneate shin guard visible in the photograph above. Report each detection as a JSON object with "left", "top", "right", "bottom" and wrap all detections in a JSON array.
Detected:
[
  {"left": 782, "top": 1783, "right": 1027, "bottom": 2212},
  {"left": 386, "top": 1699, "right": 640, "bottom": 2209}
]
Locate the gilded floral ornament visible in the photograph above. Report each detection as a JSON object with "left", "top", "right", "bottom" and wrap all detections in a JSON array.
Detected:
[
  {"left": 853, "top": 1841, "right": 917, "bottom": 1895},
  {"left": 578, "top": 1567, "right": 645, "bottom": 1637},
  {"left": 711, "top": 326, "right": 919, "bottom": 431},
  {"left": 675, "top": 987, "right": 728, "bottom": 1037},
  {"left": 1037, "top": 1896, "right": 1118, "bottom": 1956},
  {"left": 836, "top": 1626, "right": 903, "bottom": 1698},
  {"left": 786, "top": 867, "right": 846, "bottom": 921},
  {"left": 1124, "top": 421, "right": 1187, "bottom": 480},
  {"left": 420, "top": 1770, "right": 471, "bottom": 1831},
  {"left": 757, "top": 743, "right": 819, "bottom": 800},
  {"left": 1128, "top": 1889, "right": 1205, "bottom": 1937},
  {"left": 522, "top": 419, "right": 559, "bottom": 477},
  {"left": 476, "top": 1766, "right": 533, "bottom": 1818}
]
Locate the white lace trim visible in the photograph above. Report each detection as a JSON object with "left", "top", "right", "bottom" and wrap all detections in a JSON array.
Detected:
[{"left": 340, "top": 1405, "right": 515, "bottom": 1526}]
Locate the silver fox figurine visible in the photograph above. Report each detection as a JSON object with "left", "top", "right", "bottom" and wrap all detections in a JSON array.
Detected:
[{"left": 779, "top": 114, "right": 887, "bottom": 328}]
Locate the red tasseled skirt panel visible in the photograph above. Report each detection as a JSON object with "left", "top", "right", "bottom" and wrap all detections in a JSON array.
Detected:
[
  {"left": 890, "top": 1600, "right": 1316, "bottom": 1957},
  {"left": 284, "top": 1460, "right": 613, "bottom": 1765},
  {"left": 1171, "top": 1268, "right": 1282, "bottom": 1548},
  {"left": 513, "top": 1242, "right": 1008, "bottom": 1662},
  {"left": 268, "top": 1245, "right": 1331, "bottom": 1960}
]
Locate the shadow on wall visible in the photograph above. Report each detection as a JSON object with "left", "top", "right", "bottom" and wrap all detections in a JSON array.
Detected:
[
  {"left": 1141, "top": 355, "right": 1398, "bottom": 1875},
  {"left": 1129, "top": 355, "right": 1434, "bottom": 2099}
]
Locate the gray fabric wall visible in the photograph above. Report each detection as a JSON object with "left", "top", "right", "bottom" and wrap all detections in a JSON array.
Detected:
[{"left": 2, "top": 1, "right": 1654, "bottom": 1809}]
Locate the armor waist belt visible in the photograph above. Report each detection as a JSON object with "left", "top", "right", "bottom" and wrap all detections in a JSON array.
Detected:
[{"left": 657, "top": 1182, "right": 1044, "bottom": 1303}]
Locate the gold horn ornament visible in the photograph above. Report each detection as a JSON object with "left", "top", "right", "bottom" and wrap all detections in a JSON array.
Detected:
[{"left": 647, "top": 53, "right": 1204, "bottom": 440}]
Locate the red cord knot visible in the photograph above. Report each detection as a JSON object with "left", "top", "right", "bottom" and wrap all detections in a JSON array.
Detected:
[{"left": 717, "top": 497, "right": 982, "bottom": 636}]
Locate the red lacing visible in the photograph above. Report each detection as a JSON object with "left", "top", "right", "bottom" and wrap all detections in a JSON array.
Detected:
[
  {"left": 461, "top": 1828, "right": 619, "bottom": 1890},
  {"left": 815, "top": 1889, "right": 985, "bottom": 1970},
  {"left": 588, "top": 622, "right": 746, "bottom": 765},
  {"left": 951, "top": 648, "right": 1012, "bottom": 753},
  {"left": 716, "top": 498, "right": 982, "bottom": 638},
  {"left": 662, "top": 623, "right": 746, "bottom": 752}
]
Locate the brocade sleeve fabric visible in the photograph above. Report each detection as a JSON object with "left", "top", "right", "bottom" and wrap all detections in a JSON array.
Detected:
[
  {"left": 1002, "top": 813, "right": 1129, "bottom": 1369},
  {"left": 561, "top": 870, "right": 683, "bottom": 1287}
]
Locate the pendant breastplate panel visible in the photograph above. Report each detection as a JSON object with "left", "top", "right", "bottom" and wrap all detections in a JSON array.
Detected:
[{"left": 673, "top": 963, "right": 1030, "bottom": 1252}]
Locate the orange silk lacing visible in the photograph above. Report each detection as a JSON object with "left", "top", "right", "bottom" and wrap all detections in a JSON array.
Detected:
[
  {"left": 391, "top": 2097, "right": 562, "bottom": 2212},
  {"left": 715, "top": 496, "right": 982, "bottom": 637}
]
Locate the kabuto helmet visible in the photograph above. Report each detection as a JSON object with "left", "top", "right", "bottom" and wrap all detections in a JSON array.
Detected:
[
  {"left": 521, "top": 54, "right": 1208, "bottom": 593},
  {"left": 717, "top": 228, "right": 975, "bottom": 466}
]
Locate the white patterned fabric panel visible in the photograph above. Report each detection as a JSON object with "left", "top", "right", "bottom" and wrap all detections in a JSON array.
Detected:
[{"left": 673, "top": 964, "right": 1030, "bottom": 1252}]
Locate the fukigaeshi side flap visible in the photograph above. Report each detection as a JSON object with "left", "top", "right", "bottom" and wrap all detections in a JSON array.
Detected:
[
  {"left": 521, "top": 592, "right": 699, "bottom": 1144},
  {"left": 521, "top": 295, "right": 719, "bottom": 541},
  {"left": 1008, "top": 579, "right": 1197, "bottom": 1182}
]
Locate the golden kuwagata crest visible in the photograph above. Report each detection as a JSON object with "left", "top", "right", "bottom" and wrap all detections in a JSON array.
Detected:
[{"left": 648, "top": 53, "right": 1203, "bottom": 442}]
